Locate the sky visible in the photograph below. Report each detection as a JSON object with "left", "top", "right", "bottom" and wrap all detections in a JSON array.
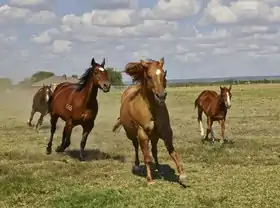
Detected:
[{"left": 0, "top": 0, "right": 280, "bottom": 83}]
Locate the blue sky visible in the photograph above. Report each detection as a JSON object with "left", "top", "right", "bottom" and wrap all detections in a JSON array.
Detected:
[{"left": 0, "top": 0, "right": 280, "bottom": 83}]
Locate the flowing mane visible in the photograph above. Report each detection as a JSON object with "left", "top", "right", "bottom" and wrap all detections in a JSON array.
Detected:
[
  {"left": 76, "top": 67, "right": 94, "bottom": 91},
  {"left": 124, "top": 59, "right": 157, "bottom": 83}
]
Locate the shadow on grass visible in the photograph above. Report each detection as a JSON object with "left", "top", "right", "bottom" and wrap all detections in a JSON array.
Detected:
[
  {"left": 132, "top": 163, "right": 190, "bottom": 188},
  {"left": 65, "top": 149, "right": 126, "bottom": 163}
]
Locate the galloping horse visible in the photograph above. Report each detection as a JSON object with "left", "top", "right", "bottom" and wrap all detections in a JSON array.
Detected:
[
  {"left": 194, "top": 85, "right": 232, "bottom": 144},
  {"left": 112, "top": 58, "right": 186, "bottom": 185},
  {"left": 27, "top": 84, "right": 52, "bottom": 129},
  {"left": 46, "top": 57, "right": 111, "bottom": 160}
]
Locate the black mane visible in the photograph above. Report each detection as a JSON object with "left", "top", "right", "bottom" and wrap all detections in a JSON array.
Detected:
[{"left": 76, "top": 67, "right": 94, "bottom": 91}]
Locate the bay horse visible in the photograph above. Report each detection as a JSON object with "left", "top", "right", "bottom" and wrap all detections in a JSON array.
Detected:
[
  {"left": 46, "top": 57, "right": 111, "bottom": 160},
  {"left": 194, "top": 85, "right": 232, "bottom": 144},
  {"left": 112, "top": 58, "right": 186, "bottom": 185},
  {"left": 27, "top": 84, "right": 52, "bottom": 129}
]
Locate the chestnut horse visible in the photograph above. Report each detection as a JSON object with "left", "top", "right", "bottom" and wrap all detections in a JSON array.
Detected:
[
  {"left": 46, "top": 57, "right": 111, "bottom": 160},
  {"left": 112, "top": 58, "right": 186, "bottom": 185},
  {"left": 194, "top": 85, "right": 232, "bottom": 144},
  {"left": 27, "top": 84, "right": 52, "bottom": 129}
]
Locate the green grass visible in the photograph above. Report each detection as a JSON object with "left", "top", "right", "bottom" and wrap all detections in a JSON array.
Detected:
[{"left": 1, "top": 84, "right": 280, "bottom": 207}]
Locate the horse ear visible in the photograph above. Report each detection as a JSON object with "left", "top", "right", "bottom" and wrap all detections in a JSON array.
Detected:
[
  {"left": 140, "top": 60, "right": 149, "bottom": 68},
  {"left": 101, "top": 58, "right": 105, "bottom": 67},
  {"left": 220, "top": 85, "right": 223, "bottom": 91},
  {"left": 159, "top": 57, "right": 164, "bottom": 67},
  {"left": 91, "top": 57, "right": 95, "bottom": 66},
  {"left": 229, "top": 84, "right": 232, "bottom": 91}
]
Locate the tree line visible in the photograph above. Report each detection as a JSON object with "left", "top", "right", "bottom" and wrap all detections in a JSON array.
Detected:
[{"left": 0, "top": 67, "right": 124, "bottom": 90}]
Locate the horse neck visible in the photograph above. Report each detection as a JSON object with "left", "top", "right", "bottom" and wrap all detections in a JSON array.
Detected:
[
  {"left": 82, "top": 81, "right": 98, "bottom": 107},
  {"left": 217, "top": 94, "right": 227, "bottom": 112},
  {"left": 140, "top": 82, "right": 158, "bottom": 114}
]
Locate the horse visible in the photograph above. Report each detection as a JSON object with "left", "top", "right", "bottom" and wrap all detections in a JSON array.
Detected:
[
  {"left": 27, "top": 84, "right": 53, "bottom": 129},
  {"left": 46, "top": 57, "right": 111, "bottom": 160},
  {"left": 112, "top": 58, "right": 186, "bottom": 185},
  {"left": 194, "top": 85, "right": 232, "bottom": 144}
]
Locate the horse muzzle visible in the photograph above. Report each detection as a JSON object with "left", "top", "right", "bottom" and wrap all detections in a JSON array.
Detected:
[
  {"left": 101, "top": 83, "right": 111, "bottom": 93},
  {"left": 154, "top": 92, "right": 167, "bottom": 105}
]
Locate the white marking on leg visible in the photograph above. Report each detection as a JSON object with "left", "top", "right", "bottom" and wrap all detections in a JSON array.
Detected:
[
  {"left": 199, "top": 121, "right": 204, "bottom": 136},
  {"left": 156, "top": 69, "right": 161, "bottom": 75},
  {"left": 99, "top": 67, "right": 105, "bottom": 71},
  {"left": 226, "top": 92, "right": 231, "bottom": 106}
]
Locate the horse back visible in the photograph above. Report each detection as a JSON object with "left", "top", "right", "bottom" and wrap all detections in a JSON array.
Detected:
[{"left": 195, "top": 90, "right": 219, "bottom": 111}]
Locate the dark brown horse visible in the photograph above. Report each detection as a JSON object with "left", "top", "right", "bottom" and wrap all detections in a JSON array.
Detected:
[
  {"left": 194, "top": 85, "right": 232, "bottom": 144},
  {"left": 27, "top": 84, "right": 53, "bottom": 129},
  {"left": 46, "top": 57, "right": 111, "bottom": 160},
  {"left": 112, "top": 58, "right": 186, "bottom": 185}
]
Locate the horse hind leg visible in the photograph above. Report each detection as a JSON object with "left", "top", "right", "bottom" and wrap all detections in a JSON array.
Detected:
[
  {"left": 27, "top": 108, "right": 36, "bottom": 127},
  {"left": 56, "top": 120, "right": 73, "bottom": 153},
  {"left": 197, "top": 107, "right": 205, "bottom": 137},
  {"left": 46, "top": 114, "right": 58, "bottom": 154},
  {"left": 35, "top": 112, "right": 44, "bottom": 129},
  {"left": 202, "top": 117, "right": 213, "bottom": 143}
]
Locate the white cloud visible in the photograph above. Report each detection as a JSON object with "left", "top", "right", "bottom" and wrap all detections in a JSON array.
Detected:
[
  {"left": 0, "top": 4, "right": 30, "bottom": 23},
  {"left": 140, "top": 0, "right": 201, "bottom": 21},
  {"left": 10, "top": 0, "right": 46, "bottom": 7},
  {"left": 51, "top": 40, "right": 72, "bottom": 54},
  {"left": 200, "top": 0, "right": 280, "bottom": 25},
  {"left": 63, "top": 9, "right": 139, "bottom": 27},
  {"left": 27, "top": 10, "right": 57, "bottom": 24},
  {"left": 0, "top": 4, "right": 56, "bottom": 24},
  {"left": 1, "top": 1, "right": 280, "bottom": 82},
  {"left": 31, "top": 28, "right": 59, "bottom": 44}
]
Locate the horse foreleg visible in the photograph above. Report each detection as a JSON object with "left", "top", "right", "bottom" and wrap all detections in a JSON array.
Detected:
[
  {"left": 56, "top": 120, "right": 73, "bottom": 153},
  {"left": 162, "top": 128, "right": 186, "bottom": 181},
  {"left": 27, "top": 108, "right": 35, "bottom": 127},
  {"left": 35, "top": 113, "right": 44, "bottom": 129},
  {"left": 80, "top": 122, "right": 94, "bottom": 160},
  {"left": 219, "top": 119, "right": 226, "bottom": 144},
  {"left": 46, "top": 114, "right": 58, "bottom": 154},
  {"left": 151, "top": 137, "right": 160, "bottom": 173},
  {"left": 138, "top": 128, "right": 154, "bottom": 185}
]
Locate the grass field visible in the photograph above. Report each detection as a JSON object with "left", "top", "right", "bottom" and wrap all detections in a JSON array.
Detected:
[{"left": 1, "top": 84, "right": 280, "bottom": 208}]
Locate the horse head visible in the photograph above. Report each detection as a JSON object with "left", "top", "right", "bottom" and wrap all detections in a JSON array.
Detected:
[{"left": 220, "top": 85, "right": 232, "bottom": 109}]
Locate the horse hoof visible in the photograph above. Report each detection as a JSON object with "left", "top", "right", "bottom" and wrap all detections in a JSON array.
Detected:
[
  {"left": 55, "top": 146, "right": 64, "bottom": 153},
  {"left": 179, "top": 174, "right": 187, "bottom": 181},
  {"left": 46, "top": 147, "right": 52, "bottom": 155},
  {"left": 132, "top": 165, "right": 142, "bottom": 174},
  {"left": 147, "top": 180, "right": 155, "bottom": 185}
]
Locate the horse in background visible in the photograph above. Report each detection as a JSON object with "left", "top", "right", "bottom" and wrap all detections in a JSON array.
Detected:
[
  {"left": 27, "top": 84, "right": 53, "bottom": 129},
  {"left": 46, "top": 57, "right": 111, "bottom": 160},
  {"left": 112, "top": 58, "right": 186, "bottom": 185},
  {"left": 194, "top": 85, "right": 232, "bottom": 144}
]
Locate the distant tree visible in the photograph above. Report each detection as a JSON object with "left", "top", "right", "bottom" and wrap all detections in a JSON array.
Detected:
[
  {"left": 0, "top": 77, "right": 12, "bottom": 90},
  {"left": 16, "top": 78, "right": 32, "bottom": 88},
  {"left": 106, "top": 68, "right": 123, "bottom": 85},
  {"left": 31, "top": 71, "right": 55, "bottom": 83},
  {"left": 72, "top": 74, "right": 78, "bottom": 78}
]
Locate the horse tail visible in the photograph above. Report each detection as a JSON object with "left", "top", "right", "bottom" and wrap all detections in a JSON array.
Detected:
[
  {"left": 112, "top": 117, "right": 122, "bottom": 133},
  {"left": 194, "top": 97, "right": 199, "bottom": 109}
]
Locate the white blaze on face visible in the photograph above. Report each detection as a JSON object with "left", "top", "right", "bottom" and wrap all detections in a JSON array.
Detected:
[
  {"left": 45, "top": 91, "right": 50, "bottom": 102},
  {"left": 99, "top": 67, "right": 105, "bottom": 71},
  {"left": 156, "top": 69, "right": 161, "bottom": 76},
  {"left": 226, "top": 92, "right": 231, "bottom": 106},
  {"left": 199, "top": 121, "right": 204, "bottom": 136}
]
